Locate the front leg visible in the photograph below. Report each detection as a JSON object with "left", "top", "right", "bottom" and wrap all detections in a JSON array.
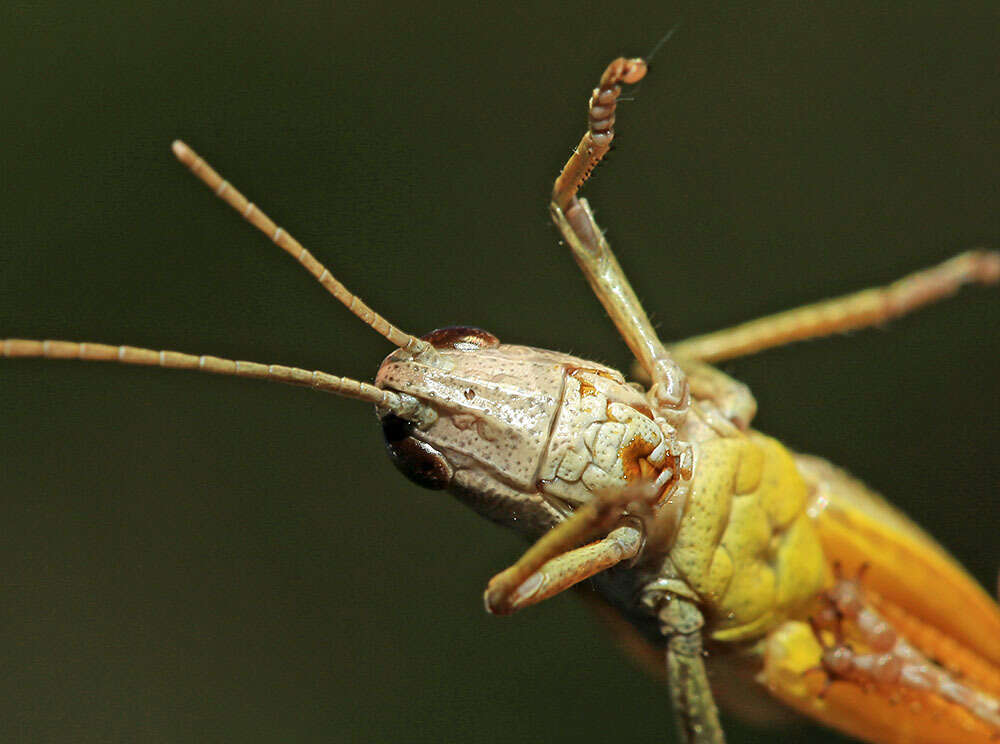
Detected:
[
  {"left": 484, "top": 524, "right": 642, "bottom": 615},
  {"left": 483, "top": 485, "right": 654, "bottom": 615},
  {"left": 550, "top": 57, "right": 688, "bottom": 423}
]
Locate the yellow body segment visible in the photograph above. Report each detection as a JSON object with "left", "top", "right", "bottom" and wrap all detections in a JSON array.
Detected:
[
  {"left": 671, "top": 432, "right": 828, "bottom": 642},
  {"left": 656, "top": 423, "right": 1000, "bottom": 742},
  {"left": 606, "top": 434, "right": 1000, "bottom": 743},
  {"left": 753, "top": 454, "right": 1000, "bottom": 744}
]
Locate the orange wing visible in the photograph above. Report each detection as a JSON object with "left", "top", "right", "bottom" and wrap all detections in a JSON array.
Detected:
[
  {"left": 795, "top": 453, "right": 1000, "bottom": 667},
  {"left": 758, "top": 454, "right": 1000, "bottom": 744}
]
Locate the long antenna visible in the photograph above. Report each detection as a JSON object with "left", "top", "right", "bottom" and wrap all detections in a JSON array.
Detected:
[
  {"left": 171, "top": 140, "right": 437, "bottom": 364},
  {"left": 1, "top": 338, "right": 432, "bottom": 425},
  {"left": 1, "top": 142, "right": 445, "bottom": 425}
]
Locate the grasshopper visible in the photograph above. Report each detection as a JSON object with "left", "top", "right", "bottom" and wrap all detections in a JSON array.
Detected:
[{"left": 4, "top": 55, "right": 999, "bottom": 743}]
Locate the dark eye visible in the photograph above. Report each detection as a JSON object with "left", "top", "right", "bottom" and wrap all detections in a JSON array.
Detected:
[
  {"left": 420, "top": 326, "right": 500, "bottom": 351},
  {"left": 380, "top": 414, "right": 452, "bottom": 491}
]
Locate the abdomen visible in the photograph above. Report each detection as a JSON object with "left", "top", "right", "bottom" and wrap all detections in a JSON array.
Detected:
[{"left": 796, "top": 453, "right": 1000, "bottom": 666}]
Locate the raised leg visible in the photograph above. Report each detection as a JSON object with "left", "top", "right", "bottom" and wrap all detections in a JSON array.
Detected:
[
  {"left": 550, "top": 58, "right": 688, "bottom": 422},
  {"left": 659, "top": 598, "right": 727, "bottom": 744},
  {"left": 668, "top": 250, "right": 1000, "bottom": 363}
]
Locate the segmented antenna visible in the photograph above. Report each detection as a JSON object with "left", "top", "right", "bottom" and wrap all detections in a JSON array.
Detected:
[
  {"left": 1, "top": 339, "right": 430, "bottom": 424},
  {"left": 1, "top": 142, "right": 445, "bottom": 424},
  {"left": 552, "top": 57, "right": 647, "bottom": 212},
  {"left": 170, "top": 140, "right": 437, "bottom": 364}
]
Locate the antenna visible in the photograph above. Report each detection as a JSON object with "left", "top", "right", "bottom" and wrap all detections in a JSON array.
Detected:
[
  {"left": 2, "top": 142, "right": 445, "bottom": 426},
  {"left": 1, "top": 338, "right": 433, "bottom": 425},
  {"left": 171, "top": 140, "right": 437, "bottom": 364}
]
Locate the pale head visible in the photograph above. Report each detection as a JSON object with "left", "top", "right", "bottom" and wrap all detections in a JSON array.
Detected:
[{"left": 373, "top": 326, "right": 680, "bottom": 540}]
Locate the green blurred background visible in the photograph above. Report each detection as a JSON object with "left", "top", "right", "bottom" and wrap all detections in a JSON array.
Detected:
[{"left": 1, "top": 2, "right": 997, "bottom": 742}]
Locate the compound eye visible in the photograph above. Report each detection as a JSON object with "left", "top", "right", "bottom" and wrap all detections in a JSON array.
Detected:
[
  {"left": 420, "top": 326, "right": 500, "bottom": 351},
  {"left": 380, "top": 413, "right": 452, "bottom": 491}
]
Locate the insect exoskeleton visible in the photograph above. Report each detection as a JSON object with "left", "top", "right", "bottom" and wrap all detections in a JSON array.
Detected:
[{"left": 4, "top": 43, "right": 998, "bottom": 744}]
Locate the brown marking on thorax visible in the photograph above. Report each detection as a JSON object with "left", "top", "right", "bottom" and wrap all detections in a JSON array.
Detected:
[{"left": 567, "top": 366, "right": 619, "bottom": 397}]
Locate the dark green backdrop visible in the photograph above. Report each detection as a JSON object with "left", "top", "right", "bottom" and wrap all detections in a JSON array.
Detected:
[{"left": 1, "top": 2, "right": 997, "bottom": 742}]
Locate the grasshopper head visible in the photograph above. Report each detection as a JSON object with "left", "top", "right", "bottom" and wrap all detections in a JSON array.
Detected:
[
  {"left": 374, "top": 326, "right": 614, "bottom": 535},
  {"left": 373, "top": 326, "right": 679, "bottom": 540}
]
